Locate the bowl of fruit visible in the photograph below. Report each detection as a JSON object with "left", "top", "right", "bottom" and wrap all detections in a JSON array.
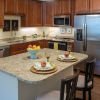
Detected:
[{"left": 27, "top": 45, "right": 40, "bottom": 59}]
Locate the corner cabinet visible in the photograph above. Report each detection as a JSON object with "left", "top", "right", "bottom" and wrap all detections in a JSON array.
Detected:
[
  {"left": 0, "top": 0, "right": 4, "bottom": 27},
  {"left": 75, "top": 0, "right": 89, "bottom": 14},
  {"left": 90, "top": 0, "right": 100, "bottom": 13}
]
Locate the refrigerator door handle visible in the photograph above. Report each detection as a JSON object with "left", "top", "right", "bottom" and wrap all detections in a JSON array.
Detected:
[
  {"left": 83, "top": 23, "right": 86, "bottom": 51},
  {"left": 85, "top": 24, "right": 87, "bottom": 51},
  {"left": 83, "top": 23, "right": 87, "bottom": 51}
]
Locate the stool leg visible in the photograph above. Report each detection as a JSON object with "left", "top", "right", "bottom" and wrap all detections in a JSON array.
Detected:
[
  {"left": 83, "top": 91, "right": 86, "bottom": 100},
  {"left": 88, "top": 90, "right": 91, "bottom": 100}
]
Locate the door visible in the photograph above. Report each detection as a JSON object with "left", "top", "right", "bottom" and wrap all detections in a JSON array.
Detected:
[
  {"left": 86, "top": 15, "right": 100, "bottom": 59},
  {"left": 86, "top": 15, "right": 100, "bottom": 75},
  {"left": 75, "top": 0, "right": 89, "bottom": 14},
  {"left": 74, "top": 15, "right": 86, "bottom": 53},
  {"left": 90, "top": 0, "right": 100, "bottom": 12}
]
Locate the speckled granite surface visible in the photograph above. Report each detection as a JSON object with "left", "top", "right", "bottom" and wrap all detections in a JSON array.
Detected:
[
  {"left": 0, "top": 48, "right": 88, "bottom": 84},
  {"left": 0, "top": 37, "right": 74, "bottom": 46}
]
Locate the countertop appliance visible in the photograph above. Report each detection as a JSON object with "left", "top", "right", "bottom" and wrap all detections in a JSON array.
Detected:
[
  {"left": 54, "top": 15, "right": 70, "bottom": 26},
  {"left": 74, "top": 14, "right": 100, "bottom": 76}
]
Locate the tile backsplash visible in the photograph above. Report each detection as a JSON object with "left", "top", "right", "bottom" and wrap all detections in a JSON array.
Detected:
[{"left": 0, "top": 26, "right": 74, "bottom": 39}]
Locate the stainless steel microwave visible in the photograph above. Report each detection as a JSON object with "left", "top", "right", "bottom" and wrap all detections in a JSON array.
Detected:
[{"left": 53, "top": 16, "right": 70, "bottom": 26}]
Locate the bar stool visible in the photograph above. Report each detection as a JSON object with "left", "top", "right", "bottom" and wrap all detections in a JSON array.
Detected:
[
  {"left": 37, "top": 70, "right": 80, "bottom": 100},
  {"left": 76, "top": 58, "right": 96, "bottom": 100}
]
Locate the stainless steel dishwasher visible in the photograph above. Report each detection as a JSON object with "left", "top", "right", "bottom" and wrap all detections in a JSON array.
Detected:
[{"left": 0, "top": 46, "right": 10, "bottom": 57}]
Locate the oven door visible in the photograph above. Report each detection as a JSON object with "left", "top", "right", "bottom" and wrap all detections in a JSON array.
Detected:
[{"left": 58, "top": 42, "right": 67, "bottom": 51}]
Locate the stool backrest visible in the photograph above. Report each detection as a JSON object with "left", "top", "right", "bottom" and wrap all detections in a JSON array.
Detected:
[
  {"left": 85, "top": 58, "right": 96, "bottom": 88},
  {"left": 60, "top": 70, "right": 80, "bottom": 100}
]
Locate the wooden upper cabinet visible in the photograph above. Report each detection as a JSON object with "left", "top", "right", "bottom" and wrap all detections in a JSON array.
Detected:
[
  {"left": 53, "top": 0, "right": 62, "bottom": 15},
  {"left": 4, "top": 0, "right": 17, "bottom": 14},
  {"left": 26, "top": 0, "right": 42, "bottom": 27},
  {"left": 90, "top": 0, "right": 100, "bottom": 12},
  {"left": 42, "top": 1, "right": 54, "bottom": 26},
  {"left": 75, "top": 0, "right": 89, "bottom": 14},
  {"left": 32, "top": 1, "right": 42, "bottom": 26},
  {"left": 0, "top": 0, "right": 4, "bottom": 27},
  {"left": 53, "top": 0, "right": 71, "bottom": 15},
  {"left": 61, "top": 0, "right": 71, "bottom": 14},
  {"left": 17, "top": 0, "right": 28, "bottom": 15}
]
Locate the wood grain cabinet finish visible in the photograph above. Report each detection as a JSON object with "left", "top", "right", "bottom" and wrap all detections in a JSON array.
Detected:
[
  {"left": 0, "top": 0, "right": 4, "bottom": 27},
  {"left": 90, "top": 0, "right": 100, "bottom": 13},
  {"left": 10, "top": 43, "right": 28, "bottom": 55},
  {"left": 53, "top": 0, "right": 71, "bottom": 15},
  {"left": 39, "top": 40, "right": 48, "bottom": 48},
  {"left": 61, "top": 0, "right": 71, "bottom": 15},
  {"left": 17, "top": 0, "right": 28, "bottom": 15},
  {"left": 4, "top": 0, "right": 18, "bottom": 14},
  {"left": 10, "top": 40, "right": 48, "bottom": 55},
  {"left": 53, "top": 0, "right": 62, "bottom": 15},
  {"left": 42, "top": 1, "right": 54, "bottom": 26},
  {"left": 75, "top": 0, "right": 89, "bottom": 14},
  {"left": 26, "top": 0, "right": 42, "bottom": 27}
]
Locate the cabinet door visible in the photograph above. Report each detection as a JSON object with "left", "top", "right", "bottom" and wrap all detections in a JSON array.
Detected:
[
  {"left": 43, "top": 1, "right": 54, "bottom": 26},
  {"left": 17, "top": 0, "right": 28, "bottom": 15},
  {"left": 4, "top": 0, "right": 17, "bottom": 14},
  {"left": 53, "top": 0, "right": 62, "bottom": 15},
  {"left": 10, "top": 43, "right": 28, "bottom": 55},
  {"left": 26, "top": 0, "right": 42, "bottom": 27},
  {"left": 61, "top": 0, "right": 71, "bottom": 14},
  {"left": 0, "top": 0, "right": 4, "bottom": 27},
  {"left": 75, "top": 0, "right": 89, "bottom": 14},
  {"left": 32, "top": 1, "right": 42, "bottom": 26},
  {"left": 90, "top": 0, "right": 100, "bottom": 12}
]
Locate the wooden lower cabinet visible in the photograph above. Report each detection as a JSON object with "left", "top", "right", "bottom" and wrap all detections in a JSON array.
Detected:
[
  {"left": 10, "top": 40, "right": 48, "bottom": 55},
  {"left": 10, "top": 43, "right": 28, "bottom": 55},
  {"left": 39, "top": 40, "right": 48, "bottom": 48}
]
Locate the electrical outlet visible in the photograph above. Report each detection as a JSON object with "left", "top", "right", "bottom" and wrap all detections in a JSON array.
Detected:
[
  {"left": 60, "top": 28, "right": 66, "bottom": 33},
  {"left": 66, "top": 28, "right": 72, "bottom": 34}
]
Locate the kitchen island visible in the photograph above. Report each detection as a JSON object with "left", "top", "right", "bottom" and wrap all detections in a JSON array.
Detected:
[{"left": 0, "top": 48, "right": 88, "bottom": 100}]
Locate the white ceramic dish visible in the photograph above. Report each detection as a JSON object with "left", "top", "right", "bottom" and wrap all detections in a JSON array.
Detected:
[
  {"left": 58, "top": 54, "right": 76, "bottom": 60},
  {"left": 33, "top": 62, "right": 55, "bottom": 71}
]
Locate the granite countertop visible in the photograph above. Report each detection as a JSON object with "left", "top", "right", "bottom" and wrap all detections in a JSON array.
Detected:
[
  {"left": 0, "top": 48, "right": 88, "bottom": 84},
  {"left": 0, "top": 37, "right": 74, "bottom": 47}
]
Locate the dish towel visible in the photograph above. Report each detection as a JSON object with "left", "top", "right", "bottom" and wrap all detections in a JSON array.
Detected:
[{"left": 54, "top": 42, "right": 58, "bottom": 50}]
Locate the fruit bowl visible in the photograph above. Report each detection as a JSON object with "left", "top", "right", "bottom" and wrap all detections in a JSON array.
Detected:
[
  {"left": 28, "top": 50, "right": 38, "bottom": 59},
  {"left": 27, "top": 45, "right": 40, "bottom": 59}
]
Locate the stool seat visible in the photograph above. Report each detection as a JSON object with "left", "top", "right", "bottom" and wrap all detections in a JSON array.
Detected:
[{"left": 77, "top": 75, "right": 92, "bottom": 88}]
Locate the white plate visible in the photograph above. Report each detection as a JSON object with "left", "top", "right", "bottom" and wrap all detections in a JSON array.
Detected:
[
  {"left": 33, "top": 62, "right": 55, "bottom": 71},
  {"left": 58, "top": 54, "right": 76, "bottom": 60}
]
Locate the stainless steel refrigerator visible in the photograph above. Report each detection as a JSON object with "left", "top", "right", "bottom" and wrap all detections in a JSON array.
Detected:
[{"left": 74, "top": 15, "right": 100, "bottom": 76}]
